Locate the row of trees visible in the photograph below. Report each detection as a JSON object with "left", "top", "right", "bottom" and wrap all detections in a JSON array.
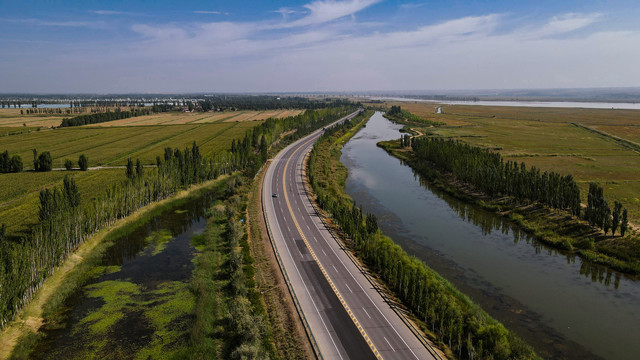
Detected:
[
  {"left": 384, "top": 105, "right": 445, "bottom": 126},
  {"left": 64, "top": 155, "right": 89, "bottom": 171},
  {"left": 0, "top": 151, "right": 23, "bottom": 173},
  {"left": 586, "top": 183, "right": 629, "bottom": 236},
  {"left": 308, "top": 118, "right": 535, "bottom": 359},
  {"left": 38, "top": 175, "right": 81, "bottom": 222},
  {"left": 412, "top": 138, "right": 582, "bottom": 216},
  {"left": 0, "top": 106, "right": 356, "bottom": 330},
  {"left": 2, "top": 151, "right": 88, "bottom": 173},
  {"left": 411, "top": 137, "right": 631, "bottom": 237},
  {"left": 198, "top": 96, "right": 353, "bottom": 112},
  {"left": 32, "top": 149, "right": 53, "bottom": 172},
  {"left": 60, "top": 108, "right": 154, "bottom": 127}
]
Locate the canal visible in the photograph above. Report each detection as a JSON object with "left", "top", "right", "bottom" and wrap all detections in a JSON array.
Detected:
[{"left": 341, "top": 111, "right": 640, "bottom": 360}]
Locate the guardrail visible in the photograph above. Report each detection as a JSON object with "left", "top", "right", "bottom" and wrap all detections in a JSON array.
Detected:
[{"left": 301, "top": 134, "right": 445, "bottom": 360}]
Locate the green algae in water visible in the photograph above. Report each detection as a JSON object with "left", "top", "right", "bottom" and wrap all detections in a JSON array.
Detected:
[
  {"left": 65, "top": 279, "right": 194, "bottom": 359},
  {"left": 77, "top": 280, "right": 141, "bottom": 335},
  {"left": 143, "top": 229, "right": 173, "bottom": 256}
]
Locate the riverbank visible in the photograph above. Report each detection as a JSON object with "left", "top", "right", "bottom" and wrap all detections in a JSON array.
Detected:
[
  {"left": 378, "top": 139, "right": 640, "bottom": 276},
  {"left": 0, "top": 177, "right": 229, "bottom": 359},
  {"left": 308, "top": 112, "right": 537, "bottom": 359}
]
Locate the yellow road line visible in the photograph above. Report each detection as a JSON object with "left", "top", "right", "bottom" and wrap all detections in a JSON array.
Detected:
[{"left": 282, "top": 135, "right": 384, "bottom": 360}]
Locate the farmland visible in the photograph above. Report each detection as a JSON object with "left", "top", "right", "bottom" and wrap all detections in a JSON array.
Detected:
[
  {"left": 0, "top": 121, "right": 259, "bottom": 236},
  {"left": 369, "top": 101, "right": 640, "bottom": 223},
  {"left": 0, "top": 122, "right": 257, "bottom": 167},
  {"left": 89, "top": 109, "right": 304, "bottom": 126},
  {"left": 0, "top": 108, "right": 303, "bottom": 128},
  {"left": 0, "top": 108, "right": 66, "bottom": 128},
  {"left": 0, "top": 169, "right": 126, "bottom": 236}
]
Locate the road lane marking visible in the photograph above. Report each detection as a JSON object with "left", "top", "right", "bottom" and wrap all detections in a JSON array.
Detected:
[
  {"left": 282, "top": 135, "right": 383, "bottom": 360},
  {"left": 322, "top": 249, "right": 327, "bottom": 256},
  {"left": 345, "top": 283, "right": 353, "bottom": 293},
  {"left": 267, "top": 149, "right": 345, "bottom": 360},
  {"left": 384, "top": 337, "right": 396, "bottom": 352},
  {"left": 362, "top": 308, "right": 372, "bottom": 319},
  {"left": 294, "top": 125, "right": 423, "bottom": 360}
]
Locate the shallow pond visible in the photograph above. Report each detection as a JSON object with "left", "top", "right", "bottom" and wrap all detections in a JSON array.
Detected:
[
  {"left": 341, "top": 112, "right": 640, "bottom": 360},
  {"left": 30, "top": 192, "right": 217, "bottom": 359}
]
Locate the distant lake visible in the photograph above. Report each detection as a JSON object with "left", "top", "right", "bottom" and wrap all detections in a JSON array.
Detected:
[{"left": 375, "top": 97, "right": 640, "bottom": 110}]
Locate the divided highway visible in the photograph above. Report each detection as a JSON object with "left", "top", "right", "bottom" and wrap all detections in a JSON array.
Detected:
[{"left": 262, "top": 110, "right": 438, "bottom": 360}]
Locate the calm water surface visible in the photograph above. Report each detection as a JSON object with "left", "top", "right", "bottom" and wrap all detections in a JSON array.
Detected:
[
  {"left": 341, "top": 112, "right": 640, "bottom": 360},
  {"left": 375, "top": 97, "right": 640, "bottom": 110},
  {"left": 32, "top": 192, "right": 215, "bottom": 358}
]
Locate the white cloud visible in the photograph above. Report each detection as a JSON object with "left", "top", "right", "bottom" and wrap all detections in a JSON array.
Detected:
[
  {"left": 400, "top": 3, "right": 426, "bottom": 10},
  {"left": 91, "top": 10, "right": 122, "bottom": 15},
  {"left": 194, "top": 11, "right": 228, "bottom": 15},
  {"left": 520, "top": 12, "right": 602, "bottom": 39},
  {"left": 285, "top": 0, "right": 381, "bottom": 27},
  {"left": 2, "top": 7, "right": 639, "bottom": 93},
  {"left": 1, "top": 18, "right": 105, "bottom": 28},
  {"left": 274, "top": 7, "right": 298, "bottom": 19}
]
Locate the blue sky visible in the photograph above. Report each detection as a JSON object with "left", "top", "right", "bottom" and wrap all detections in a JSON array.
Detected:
[{"left": 1, "top": 0, "right": 639, "bottom": 93}]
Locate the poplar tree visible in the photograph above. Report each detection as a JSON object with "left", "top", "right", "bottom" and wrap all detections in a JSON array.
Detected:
[
  {"left": 126, "top": 158, "right": 135, "bottom": 180},
  {"left": 136, "top": 159, "right": 143, "bottom": 179},
  {"left": 9, "top": 155, "right": 22, "bottom": 173},
  {"left": 612, "top": 201, "right": 622, "bottom": 236},
  {"left": 78, "top": 154, "right": 88, "bottom": 171},
  {"left": 621, "top": 209, "right": 629, "bottom": 236}
]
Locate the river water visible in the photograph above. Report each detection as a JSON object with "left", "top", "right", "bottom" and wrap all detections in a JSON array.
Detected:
[
  {"left": 340, "top": 112, "right": 640, "bottom": 360},
  {"left": 375, "top": 97, "right": 640, "bottom": 110}
]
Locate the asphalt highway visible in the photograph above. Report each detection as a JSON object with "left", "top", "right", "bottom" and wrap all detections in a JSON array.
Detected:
[{"left": 262, "top": 110, "right": 438, "bottom": 360}]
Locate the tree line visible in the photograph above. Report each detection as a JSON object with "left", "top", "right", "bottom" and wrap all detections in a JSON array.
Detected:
[
  {"left": 0, "top": 151, "right": 23, "bottom": 173},
  {"left": 384, "top": 105, "right": 445, "bottom": 126},
  {"left": 586, "top": 183, "right": 628, "bottom": 236},
  {"left": 411, "top": 137, "right": 629, "bottom": 236},
  {"left": 308, "top": 118, "right": 535, "bottom": 359},
  {"left": 0, "top": 105, "right": 356, "bottom": 330},
  {"left": 60, "top": 108, "right": 154, "bottom": 127},
  {"left": 198, "top": 96, "right": 354, "bottom": 112},
  {"left": 412, "top": 137, "right": 582, "bottom": 215}
]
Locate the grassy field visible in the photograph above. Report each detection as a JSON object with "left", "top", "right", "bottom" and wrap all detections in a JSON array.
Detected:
[
  {"left": 0, "top": 109, "right": 66, "bottom": 128},
  {"left": 0, "top": 108, "right": 304, "bottom": 128},
  {"left": 369, "top": 101, "right": 640, "bottom": 223},
  {"left": 0, "top": 122, "right": 257, "bottom": 168},
  {"left": 79, "top": 110, "right": 303, "bottom": 126},
  {"left": 0, "top": 169, "right": 126, "bottom": 236},
  {"left": 0, "top": 121, "right": 258, "bottom": 237}
]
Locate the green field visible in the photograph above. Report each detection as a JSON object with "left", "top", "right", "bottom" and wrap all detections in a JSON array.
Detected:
[
  {"left": 0, "top": 169, "right": 126, "bottom": 236},
  {"left": 372, "top": 101, "right": 640, "bottom": 224},
  {"left": 0, "top": 121, "right": 259, "bottom": 237},
  {"left": 0, "top": 122, "right": 257, "bottom": 168}
]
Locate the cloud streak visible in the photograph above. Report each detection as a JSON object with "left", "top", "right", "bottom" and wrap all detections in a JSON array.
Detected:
[
  {"left": 1, "top": 18, "right": 104, "bottom": 28},
  {"left": 283, "top": 0, "right": 381, "bottom": 27},
  {"left": 0, "top": 0, "right": 637, "bottom": 93}
]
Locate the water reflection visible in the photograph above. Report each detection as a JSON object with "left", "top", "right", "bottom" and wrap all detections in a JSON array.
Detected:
[
  {"left": 342, "top": 111, "right": 640, "bottom": 360},
  {"left": 33, "top": 190, "right": 219, "bottom": 359}
]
